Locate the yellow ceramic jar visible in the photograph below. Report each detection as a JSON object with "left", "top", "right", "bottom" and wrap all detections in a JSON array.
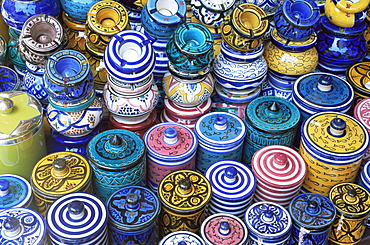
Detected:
[
  {"left": 62, "top": 12, "right": 87, "bottom": 53},
  {"left": 346, "top": 61, "right": 370, "bottom": 105},
  {"left": 325, "top": 0, "right": 370, "bottom": 28}
]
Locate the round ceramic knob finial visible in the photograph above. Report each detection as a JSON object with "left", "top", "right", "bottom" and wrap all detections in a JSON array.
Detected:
[
  {"left": 110, "top": 134, "right": 123, "bottom": 146},
  {"left": 317, "top": 75, "right": 333, "bottom": 92},
  {"left": 178, "top": 178, "right": 192, "bottom": 195},
  {"left": 164, "top": 128, "right": 178, "bottom": 145},
  {"left": 306, "top": 200, "right": 320, "bottom": 214},
  {"left": 0, "top": 97, "right": 14, "bottom": 114},
  {"left": 262, "top": 210, "right": 275, "bottom": 223},
  {"left": 53, "top": 158, "right": 69, "bottom": 176},
  {"left": 3, "top": 216, "right": 21, "bottom": 237},
  {"left": 68, "top": 201, "right": 85, "bottom": 219},
  {"left": 126, "top": 193, "right": 140, "bottom": 211},
  {"left": 273, "top": 153, "right": 288, "bottom": 168},
  {"left": 0, "top": 179, "right": 9, "bottom": 196},
  {"left": 329, "top": 118, "right": 346, "bottom": 137},
  {"left": 224, "top": 166, "right": 238, "bottom": 183},
  {"left": 345, "top": 189, "right": 358, "bottom": 203},
  {"left": 219, "top": 221, "right": 231, "bottom": 236},
  {"left": 214, "top": 116, "right": 227, "bottom": 130},
  {"left": 266, "top": 101, "right": 282, "bottom": 118}
]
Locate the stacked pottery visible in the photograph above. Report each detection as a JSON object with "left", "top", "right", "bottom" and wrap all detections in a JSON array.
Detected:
[
  {"left": 19, "top": 14, "right": 69, "bottom": 108},
  {"left": 346, "top": 61, "right": 370, "bottom": 105},
  {"left": 242, "top": 96, "right": 300, "bottom": 164},
  {"left": 194, "top": 111, "right": 247, "bottom": 174},
  {"left": 44, "top": 50, "right": 103, "bottom": 156},
  {"left": 300, "top": 112, "right": 369, "bottom": 196},
  {"left": 157, "top": 170, "right": 212, "bottom": 237},
  {"left": 244, "top": 201, "right": 293, "bottom": 245},
  {"left": 46, "top": 192, "right": 109, "bottom": 244},
  {"left": 107, "top": 186, "right": 160, "bottom": 244},
  {"left": 86, "top": 129, "right": 147, "bottom": 202},
  {"left": 159, "top": 231, "right": 205, "bottom": 245},
  {"left": 0, "top": 66, "right": 20, "bottom": 92},
  {"left": 0, "top": 174, "right": 33, "bottom": 210},
  {"left": 144, "top": 122, "right": 198, "bottom": 192},
  {"left": 289, "top": 193, "right": 337, "bottom": 245},
  {"left": 251, "top": 145, "right": 307, "bottom": 208},
  {"left": 354, "top": 98, "right": 370, "bottom": 164},
  {"left": 204, "top": 160, "right": 256, "bottom": 218},
  {"left": 357, "top": 160, "right": 370, "bottom": 227},
  {"left": 103, "top": 30, "right": 159, "bottom": 129},
  {"left": 328, "top": 183, "right": 370, "bottom": 245},
  {"left": 30, "top": 152, "right": 93, "bottom": 216},
  {"left": 85, "top": 0, "right": 130, "bottom": 92},
  {"left": 213, "top": 3, "right": 269, "bottom": 105},
  {"left": 161, "top": 22, "right": 215, "bottom": 129},
  {"left": 262, "top": 0, "right": 320, "bottom": 100}
]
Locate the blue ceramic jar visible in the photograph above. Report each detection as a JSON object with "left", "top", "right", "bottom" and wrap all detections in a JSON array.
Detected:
[
  {"left": 194, "top": 112, "right": 247, "bottom": 173},
  {"left": 107, "top": 186, "right": 160, "bottom": 245},
  {"left": 0, "top": 174, "right": 32, "bottom": 210}
]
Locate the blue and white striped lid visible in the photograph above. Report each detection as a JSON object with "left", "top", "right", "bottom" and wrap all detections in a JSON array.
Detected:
[
  {"left": 159, "top": 231, "right": 205, "bottom": 245},
  {"left": 0, "top": 174, "right": 32, "bottom": 210}
]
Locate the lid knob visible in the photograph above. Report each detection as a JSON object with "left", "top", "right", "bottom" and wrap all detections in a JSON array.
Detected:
[
  {"left": 219, "top": 221, "right": 231, "bottom": 236},
  {"left": 266, "top": 101, "right": 282, "bottom": 118},
  {"left": 306, "top": 200, "right": 320, "bottom": 214},
  {"left": 53, "top": 158, "right": 69, "bottom": 176},
  {"left": 345, "top": 189, "right": 358, "bottom": 203},
  {"left": 317, "top": 75, "right": 333, "bottom": 92},
  {"left": 110, "top": 134, "right": 123, "bottom": 146},
  {"left": 126, "top": 193, "right": 140, "bottom": 211},
  {"left": 0, "top": 179, "right": 9, "bottom": 196},
  {"left": 164, "top": 127, "right": 178, "bottom": 145},
  {"left": 0, "top": 98, "right": 14, "bottom": 114},
  {"left": 262, "top": 210, "right": 275, "bottom": 223},
  {"left": 273, "top": 153, "right": 288, "bottom": 168},
  {"left": 68, "top": 201, "right": 85, "bottom": 219},
  {"left": 178, "top": 178, "right": 192, "bottom": 195},
  {"left": 224, "top": 166, "right": 238, "bottom": 183},
  {"left": 214, "top": 115, "right": 227, "bottom": 130},
  {"left": 3, "top": 217, "right": 21, "bottom": 237},
  {"left": 329, "top": 118, "right": 346, "bottom": 137}
]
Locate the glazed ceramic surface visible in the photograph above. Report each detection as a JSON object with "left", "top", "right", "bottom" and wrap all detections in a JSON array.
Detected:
[
  {"left": 324, "top": 0, "right": 369, "bottom": 28},
  {"left": 7, "top": 28, "right": 27, "bottom": 73},
  {"left": 354, "top": 98, "right": 370, "bottom": 164},
  {"left": 62, "top": 13, "right": 87, "bottom": 53},
  {"left": 0, "top": 174, "right": 32, "bottom": 210},
  {"left": 358, "top": 160, "right": 370, "bottom": 227},
  {"left": 191, "top": 0, "right": 237, "bottom": 27},
  {"left": 60, "top": 0, "right": 100, "bottom": 21},
  {"left": 346, "top": 61, "right": 370, "bottom": 104},
  {"left": 0, "top": 66, "right": 20, "bottom": 92},
  {"left": 159, "top": 231, "right": 205, "bottom": 245},
  {"left": 0, "top": 36, "right": 7, "bottom": 65}
]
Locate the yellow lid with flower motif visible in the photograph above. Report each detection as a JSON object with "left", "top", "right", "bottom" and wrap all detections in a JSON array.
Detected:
[
  {"left": 158, "top": 170, "right": 212, "bottom": 213},
  {"left": 31, "top": 152, "right": 92, "bottom": 197}
]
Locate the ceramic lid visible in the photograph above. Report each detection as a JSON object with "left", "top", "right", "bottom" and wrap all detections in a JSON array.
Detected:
[
  {"left": 46, "top": 192, "right": 107, "bottom": 241},
  {"left": 354, "top": 98, "right": 370, "bottom": 133},
  {"left": 158, "top": 170, "right": 212, "bottom": 213},
  {"left": 301, "top": 112, "right": 369, "bottom": 159},
  {"left": 194, "top": 112, "right": 246, "bottom": 147},
  {"left": 346, "top": 62, "right": 370, "bottom": 96},
  {"left": 159, "top": 231, "right": 205, "bottom": 245},
  {"left": 31, "top": 152, "right": 91, "bottom": 197},
  {"left": 252, "top": 145, "right": 307, "bottom": 188},
  {"left": 0, "top": 91, "right": 43, "bottom": 140},
  {"left": 87, "top": 129, "right": 145, "bottom": 170},
  {"left": 246, "top": 96, "right": 300, "bottom": 133},
  {"left": 144, "top": 122, "right": 198, "bottom": 161},
  {"left": 329, "top": 183, "right": 370, "bottom": 216},
  {"left": 245, "top": 201, "right": 292, "bottom": 239},
  {"left": 289, "top": 193, "right": 336, "bottom": 230},
  {"left": 0, "top": 66, "right": 20, "bottom": 92},
  {"left": 282, "top": 0, "right": 320, "bottom": 27},
  {"left": 293, "top": 73, "right": 354, "bottom": 112},
  {"left": 205, "top": 160, "right": 256, "bottom": 201},
  {"left": 0, "top": 207, "right": 46, "bottom": 244},
  {"left": 0, "top": 174, "right": 32, "bottom": 210},
  {"left": 201, "top": 213, "right": 248, "bottom": 245},
  {"left": 107, "top": 186, "right": 160, "bottom": 231}
]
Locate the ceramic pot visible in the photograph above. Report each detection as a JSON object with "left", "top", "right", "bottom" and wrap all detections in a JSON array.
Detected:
[
  {"left": 23, "top": 62, "right": 49, "bottom": 107},
  {"left": 107, "top": 186, "right": 160, "bottom": 245},
  {"left": 325, "top": 0, "right": 369, "bottom": 28},
  {"left": 261, "top": 77, "right": 294, "bottom": 101},
  {"left": 346, "top": 61, "right": 370, "bottom": 105},
  {"left": 191, "top": 0, "right": 237, "bottom": 27},
  {"left": 85, "top": 45, "right": 107, "bottom": 92},
  {"left": 62, "top": 13, "right": 87, "bottom": 53},
  {"left": 221, "top": 3, "right": 269, "bottom": 52},
  {"left": 214, "top": 82, "right": 261, "bottom": 103},
  {"left": 46, "top": 192, "right": 109, "bottom": 244},
  {"left": 0, "top": 66, "right": 20, "bottom": 92},
  {"left": 246, "top": 0, "right": 280, "bottom": 17},
  {"left": 7, "top": 28, "right": 27, "bottom": 73},
  {"left": 0, "top": 174, "right": 32, "bottom": 210},
  {"left": 358, "top": 160, "right": 370, "bottom": 227},
  {"left": 210, "top": 94, "right": 248, "bottom": 120},
  {"left": 0, "top": 92, "right": 47, "bottom": 181},
  {"left": 60, "top": 0, "right": 100, "bottom": 22},
  {"left": 159, "top": 231, "right": 205, "bottom": 245},
  {"left": 353, "top": 98, "right": 370, "bottom": 165}
]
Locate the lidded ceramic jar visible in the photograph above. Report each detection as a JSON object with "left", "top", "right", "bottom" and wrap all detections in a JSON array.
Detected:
[
  {"left": 328, "top": 183, "right": 370, "bottom": 245},
  {"left": 251, "top": 145, "right": 307, "bottom": 208},
  {"left": 346, "top": 61, "right": 370, "bottom": 104},
  {"left": 300, "top": 112, "right": 369, "bottom": 196},
  {"left": 194, "top": 111, "right": 246, "bottom": 173},
  {"left": 159, "top": 231, "right": 205, "bottom": 245},
  {"left": 205, "top": 160, "right": 256, "bottom": 218},
  {"left": 0, "top": 66, "right": 20, "bottom": 92},
  {"left": 107, "top": 186, "right": 160, "bottom": 245},
  {"left": 0, "top": 207, "right": 47, "bottom": 244},
  {"left": 354, "top": 97, "right": 370, "bottom": 164},
  {"left": 0, "top": 174, "right": 32, "bottom": 210},
  {"left": 293, "top": 73, "right": 354, "bottom": 120},
  {"left": 0, "top": 91, "right": 47, "bottom": 181},
  {"left": 87, "top": 129, "right": 146, "bottom": 202},
  {"left": 158, "top": 170, "right": 212, "bottom": 237},
  {"left": 289, "top": 193, "right": 337, "bottom": 245},
  {"left": 243, "top": 96, "right": 300, "bottom": 164},
  {"left": 46, "top": 192, "right": 109, "bottom": 244},
  {"left": 201, "top": 213, "right": 248, "bottom": 245},
  {"left": 144, "top": 122, "right": 198, "bottom": 192},
  {"left": 244, "top": 201, "right": 292, "bottom": 245}
]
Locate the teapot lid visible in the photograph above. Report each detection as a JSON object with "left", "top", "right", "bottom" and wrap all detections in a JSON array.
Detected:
[
  {"left": 159, "top": 231, "right": 205, "bottom": 245},
  {"left": 329, "top": 183, "right": 370, "bottom": 216},
  {"left": 289, "top": 193, "right": 336, "bottom": 229},
  {"left": 0, "top": 207, "right": 46, "bottom": 244},
  {"left": 31, "top": 152, "right": 91, "bottom": 197},
  {"left": 205, "top": 160, "right": 256, "bottom": 201},
  {"left": 246, "top": 96, "right": 300, "bottom": 133},
  {"left": 158, "top": 170, "right": 212, "bottom": 212},
  {"left": 346, "top": 61, "right": 370, "bottom": 96},
  {"left": 87, "top": 129, "right": 145, "bottom": 170},
  {"left": 0, "top": 174, "right": 32, "bottom": 210},
  {"left": 107, "top": 186, "right": 160, "bottom": 231},
  {"left": 201, "top": 213, "right": 248, "bottom": 245},
  {"left": 0, "top": 91, "right": 43, "bottom": 140},
  {"left": 194, "top": 112, "right": 246, "bottom": 147},
  {"left": 46, "top": 192, "right": 107, "bottom": 241}
]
